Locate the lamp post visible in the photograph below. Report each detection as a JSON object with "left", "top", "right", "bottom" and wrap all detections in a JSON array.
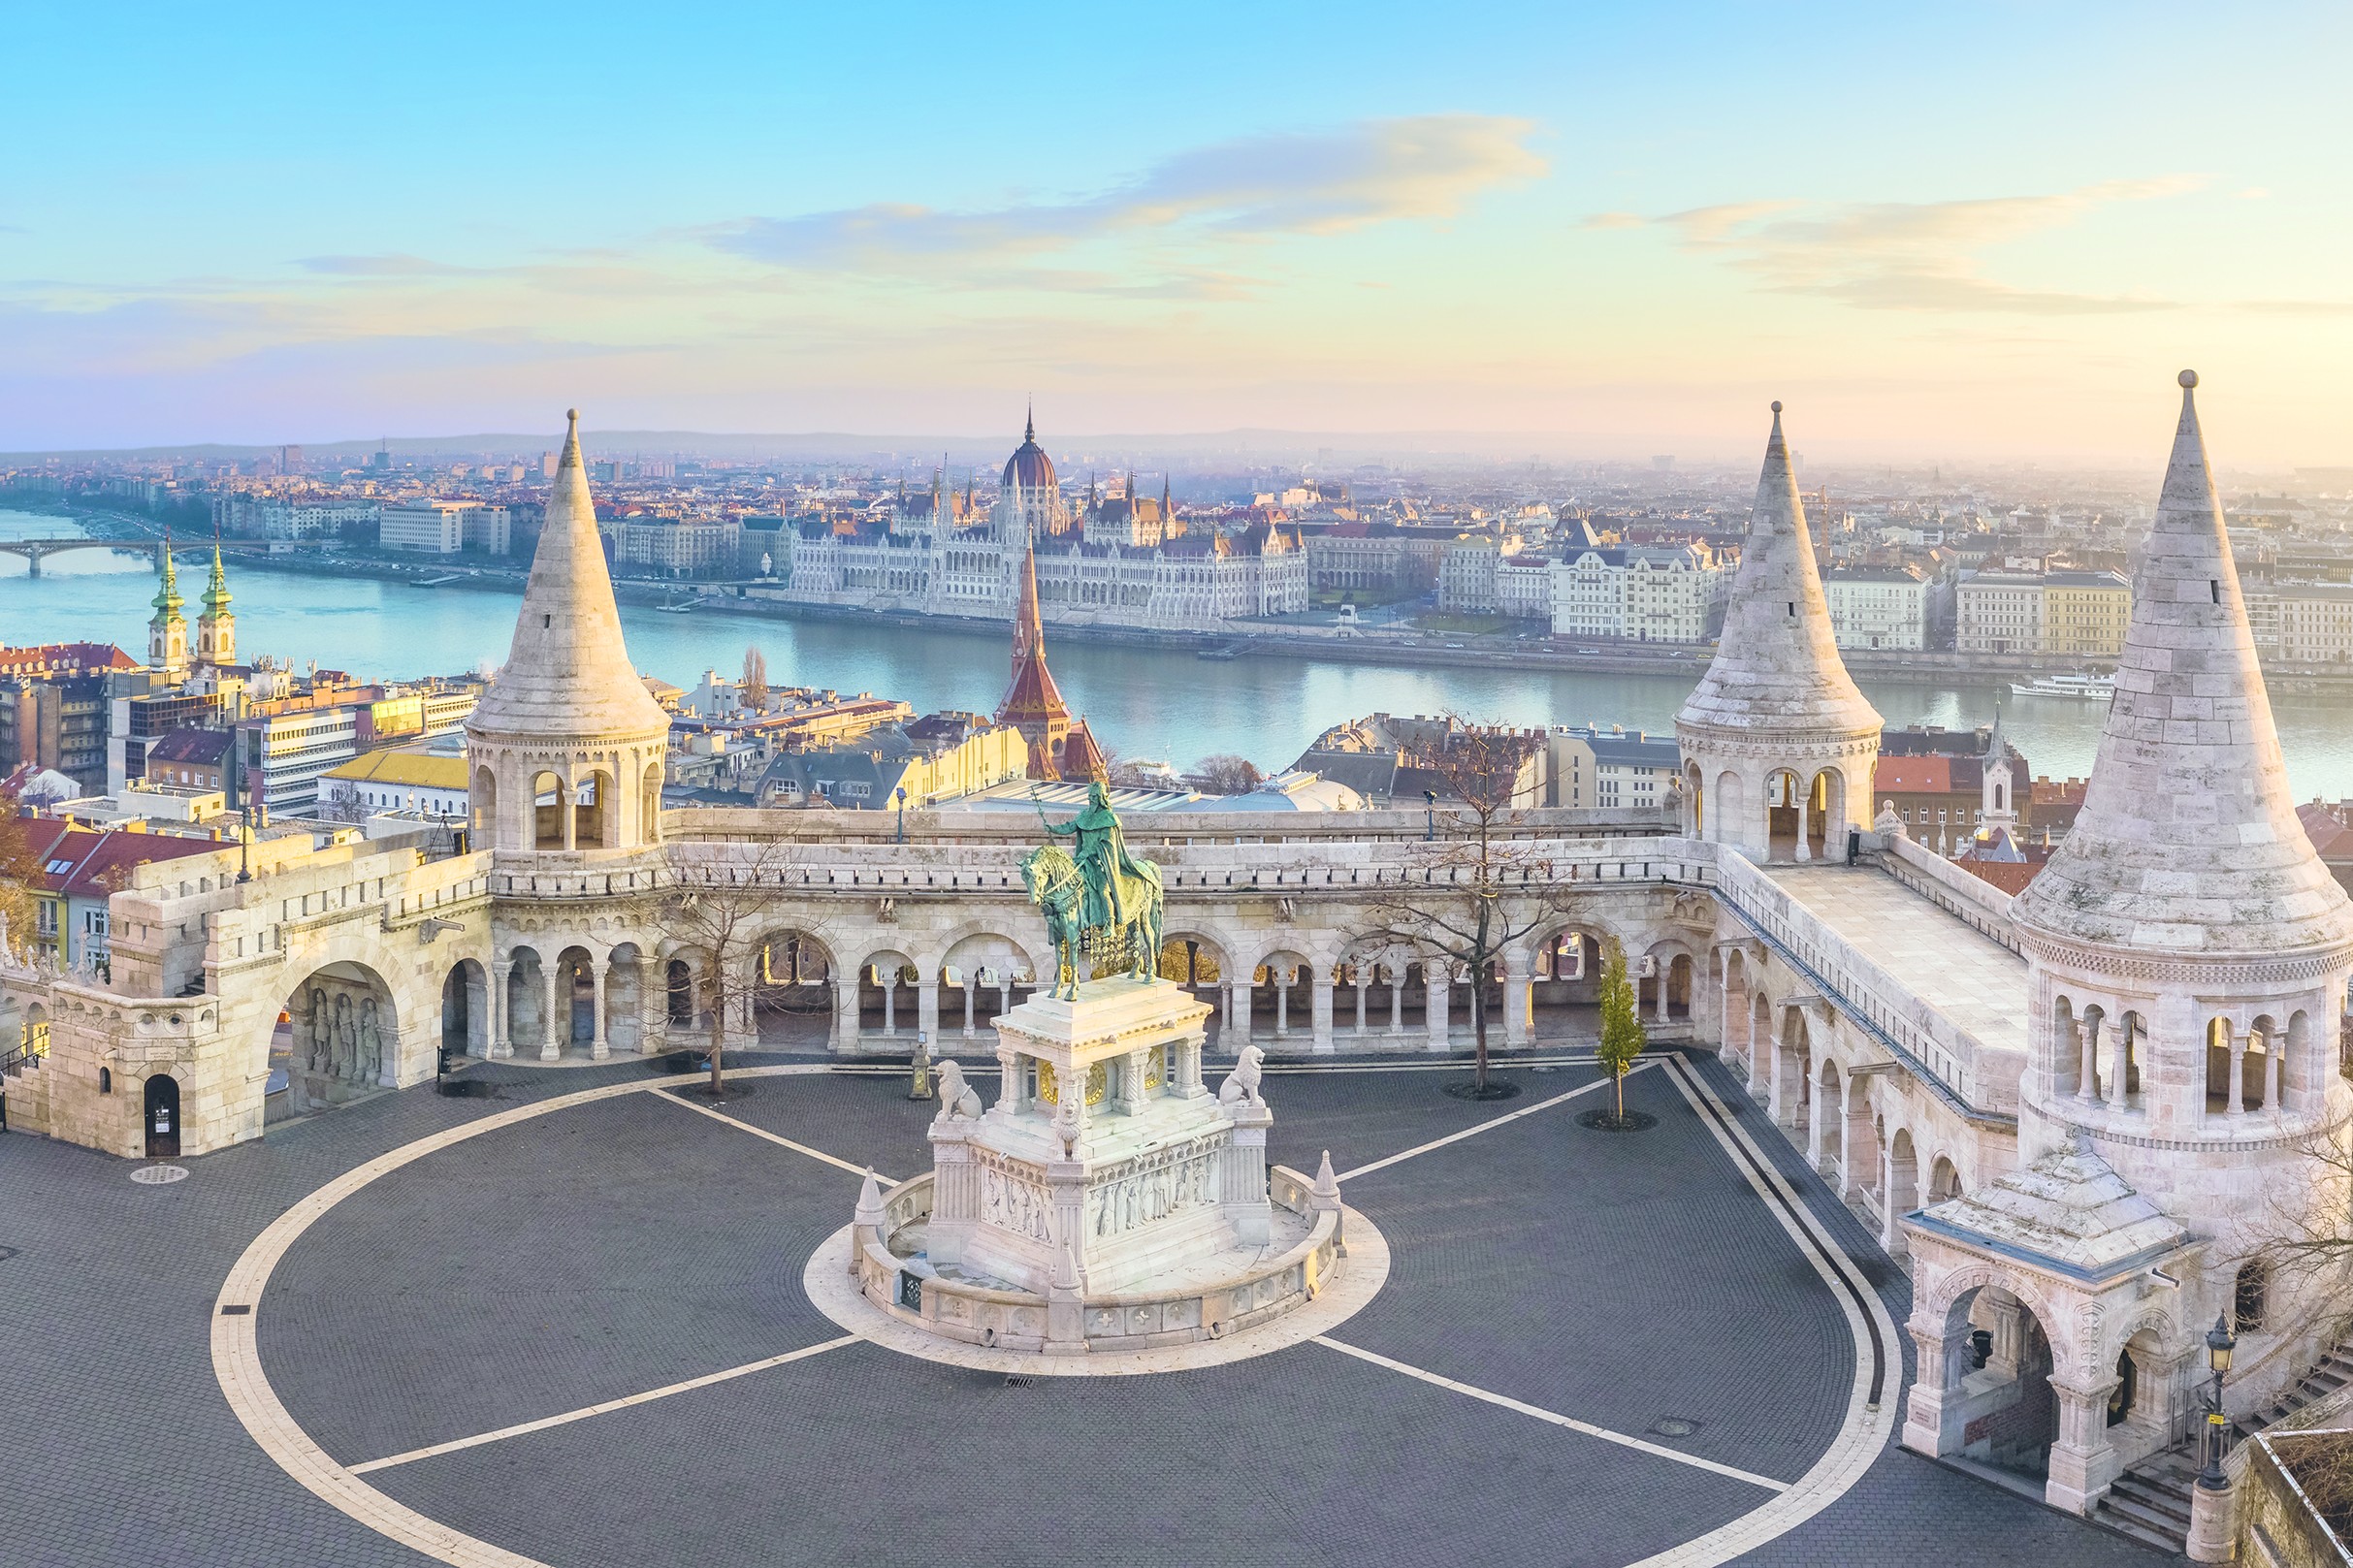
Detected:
[
  {"left": 2199, "top": 1312, "right": 2237, "bottom": 1489},
  {"left": 235, "top": 807, "right": 252, "bottom": 883},
  {"left": 1424, "top": 788, "right": 1438, "bottom": 842},
  {"left": 895, "top": 785, "right": 908, "bottom": 845},
  {"left": 908, "top": 1028, "right": 932, "bottom": 1101}
]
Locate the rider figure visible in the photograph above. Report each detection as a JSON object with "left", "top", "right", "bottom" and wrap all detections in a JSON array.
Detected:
[{"left": 1042, "top": 779, "right": 1145, "bottom": 932}]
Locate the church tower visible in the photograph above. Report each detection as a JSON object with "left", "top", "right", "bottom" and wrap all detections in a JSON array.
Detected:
[
  {"left": 466, "top": 410, "right": 671, "bottom": 861},
  {"left": 995, "top": 533, "right": 1076, "bottom": 778},
  {"left": 1675, "top": 402, "right": 1882, "bottom": 856},
  {"left": 147, "top": 539, "right": 189, "bottom": 683},
  {"left": 195, "top": 542, "right": 236, "bottom": 667}
]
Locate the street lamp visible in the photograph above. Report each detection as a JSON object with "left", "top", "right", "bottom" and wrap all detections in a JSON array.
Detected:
[
  {"left": 895, "top": 785, "right": 908, "bottom": 845},
  {"left": 2199, "top": 1311, "right": 2237, "bottom": 1490},
  {"left": 235, "top": 807, "right": 252, "bottom": 883},
  {"left": 1424, "top": 788, "right": 1438, "bottom": 842}
]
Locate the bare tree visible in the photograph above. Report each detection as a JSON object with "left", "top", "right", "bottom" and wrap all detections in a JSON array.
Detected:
[
  {"left": 1365, "top": 716, "right": 1570, "bottom": 1098},
  {"left": 655, "top": 835, "right": 816, "bottom": 1099},
  {"left": 0, "top": 787, "right": 40, "bottom": 958},
  {"left": 740, "top": 646, "right": 770, "bottom": 715},
  {"left": 1193, "top": 753, "right": 1263, "bottom": 795}
]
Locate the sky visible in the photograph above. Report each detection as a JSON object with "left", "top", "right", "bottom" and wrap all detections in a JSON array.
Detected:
[{"left": 7, "top": 1, "right": 2353, "bottom": 464}]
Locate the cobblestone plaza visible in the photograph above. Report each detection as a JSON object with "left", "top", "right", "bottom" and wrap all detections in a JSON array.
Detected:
[{"left": 3, "top": 1047, "right": 2159, "bottom": 1567}]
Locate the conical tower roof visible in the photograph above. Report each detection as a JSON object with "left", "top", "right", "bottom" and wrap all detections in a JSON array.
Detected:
[
  {"left": 201, "top": 542, "right": 231, "bottom": 617},
  {"left": 1677, "top": 403, "right": 1880, "bottom": 739},
  {"left": 2014, "top": 372, "right": 2353, "bottom": 958},
  {"left": 997, "top": 534, "right": 1070, "bottom": 726},
  {"left": 469, "top": 410, "right": 669, "bottom": 743},
  {"left": 151, "top": 536, "right": 184, "bottom": 622}
]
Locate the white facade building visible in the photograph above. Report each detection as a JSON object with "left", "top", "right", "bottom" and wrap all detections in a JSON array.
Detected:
[
  {"left": 1551, "top": 544, "right": 1723, "bottom": 643},
  {"left": 379, "top": 500, "right": 474, "bottom": 555},
  {"left": 1823, "top": 566, "right": 1929, "bottom": 650},
  {"left": 2247, "top": 582, "right": 2353, "bottom": 664}
]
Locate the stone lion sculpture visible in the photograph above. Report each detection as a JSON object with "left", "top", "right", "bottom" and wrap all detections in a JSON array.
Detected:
[
  {"left": 1218, "top": 1043, "right": 1266, "bottom": 1105},
  {"left": 934, "top": 1059, "right": 983, "bottom": 1121}
]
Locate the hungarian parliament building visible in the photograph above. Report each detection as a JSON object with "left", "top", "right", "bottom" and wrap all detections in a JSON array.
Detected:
[{"left": 780, "top": 414, "right": 1309, "bottom": 628}]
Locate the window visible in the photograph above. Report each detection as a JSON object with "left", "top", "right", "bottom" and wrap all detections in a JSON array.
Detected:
[{"left": 2235, "top": 1262, "right": 2269, "bottom": 1332}]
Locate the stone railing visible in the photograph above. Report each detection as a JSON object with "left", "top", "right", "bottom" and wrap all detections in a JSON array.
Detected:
[
  {"left": 1713, "top": 846, "right": 2015, "bottom": 1125},
  {"left": 1877, "top": 835, "right": 2021, "bottom": 955},
  {"left": 670, "top": 803, "right": 1677, "bottom": 850},
  {"left": 857, "top": 1163, "right": 1344, "bottom": 1354}
]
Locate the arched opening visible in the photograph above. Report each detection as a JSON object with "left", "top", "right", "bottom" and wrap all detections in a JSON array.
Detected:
[
  {"left": 857, "top": 951, "right": 919, "bottom": 1042},
  {"left": 1886, "top": 1128, "right": 1920, "bottom": 1251},
  {"left": 1932, "top": 1284, "right": 2061, "bottom": 1482},
  {"left": 1748, "top": 991, "right": 1772, "bottom": 1096},
  {"left": 1929, "top": 1154, "right": 1964, "bottom": 1202},
  {"left": 532, "top": 772, "right": 566, "bottom": 849},
  {"left": 2235, "top": 1261, "right": 2270, "bottom": 1332},
  {"left": 574, "top": 771, "right": 613, "bottom": 849},
  {"left": 471, "top": 767, "right": 498, "bottom": 842},
  {"left": 1532, "top": 927, "right": 1605, "bottom": 1038},
  {"left": 279, "top": 960, "right": 401, "bottom": 1110},
  {"left": 1251, "top": 952, "right": 1314, "bottom": 1044},
  {"left": 641, "top": 762, "right": 664, "bottom": 845},
  {"left": 1765, "top": 769, "right": 1807, "bottom": 859},
  {"left": 2107, "top": 1349, "right": 2137, "bottom": 1427},
  {"left": 2244, "top": 1014, "right": 2278, "bottom": 1112},
  {"left": 1159, "top": 934, "right": 1226, "bottom": 1040},
  {"left": 506, "top": 946, "right": 547, "bottom": 1057},
  {"left": 143, "top": 1073, "right": 180, "bottom": 1158},
  {"left": 1722, "top": 948, "right": 1752, "bottom": 1066},
  {"left": 553, "top": 945, "right": 597, "bottom": 1057},
  {"left": 750, "top": 931, "right": 834, "bottom": 1047},
  {"left": 1819, "top": 1058, "right": 1846, "bottom": 1183},
  {"left": 1685, "top": 763, "right": 1704, "bottom": 837},
  {"left": 441, "top": 959, "right": 488, "bottom": 1059},
  {"left": 1774, "top": 1007, "right": 1811, "bottom": 1134},
  {"left": 943, "top": 933, "right": 1033, "bottom": 1043},
  {"left": 1807, "top": 770, "right": 1834, "bottom": 858},
  {"left": 666, "top": 957, "right": 695, "bottom": 1025}
]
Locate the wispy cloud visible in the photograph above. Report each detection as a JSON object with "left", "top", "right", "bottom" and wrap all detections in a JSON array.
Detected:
[
  {"left": 712, "top": 114, "right": 1545, "bottom": 278},
  {"left": 1601, "top": 178, "right": 2205, "bottom": 314}
]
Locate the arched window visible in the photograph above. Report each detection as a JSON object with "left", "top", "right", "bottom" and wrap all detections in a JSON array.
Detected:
[
  {"left": 99, "top": 1066, "right": 113, "bottom": 1095},
  {"left": 2107, "top": 1349, "right": 2136, "bottom": 1426},
  {"left": 2236, "top": 1262, "right": 2270, "bottom": 1332}
]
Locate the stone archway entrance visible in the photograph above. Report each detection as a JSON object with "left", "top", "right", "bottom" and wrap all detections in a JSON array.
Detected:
[
  {"left": 279, "top": 961, "right": 401, "bottom": 1110},
  {"left": 144, "top": 1072, "right": 180, "bottom": 1158},
  {"left": 1916, "top": 1283, "right": 2062, "bottom": 1485}
]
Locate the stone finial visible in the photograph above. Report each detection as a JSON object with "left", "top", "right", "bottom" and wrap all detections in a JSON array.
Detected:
[
  {"left": 1310, "top": 1148, "right": 1341, "bottom": 1212},
  {"left": 1874, "top": 800, "right": 1907, "bottom": 840},
  {"left": 854, "top": 1167, "right": 886, "bottom": 1229}
]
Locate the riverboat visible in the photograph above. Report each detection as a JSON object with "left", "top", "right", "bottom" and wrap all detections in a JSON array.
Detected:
[{"left": 2008, "top": 673, "right": 2114, "bottom": 701}]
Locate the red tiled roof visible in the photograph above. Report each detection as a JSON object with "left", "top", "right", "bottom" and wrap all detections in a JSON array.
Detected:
[
  {"left": 1875, "top": 756, "right": 1952, "bottom": 793},
  {"left": 21, "top": 819, "right": 222, "bottom": 899}
]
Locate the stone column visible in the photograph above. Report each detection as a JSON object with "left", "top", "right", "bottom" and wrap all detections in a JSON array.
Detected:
[
  {"left": 1230, "top": 980, "right": 1252, "bottom": 1048},
  {"left": 1354, "top": 976, "right": 1369, "bottom": 1038},
  {"left": 833, "top": 977, "right": 860, "bottom": 1053},
  {"left": 918, "top": 979, "right": 940, "bottom": 1053},
  {"left": 2107, "top": 1024, "right": 2130, "bottom": 1110},
  {"left": 1220, "top": 1098, "right": 1274, "bottom": 1247},
  {"left": 962, "top": 982, "right": 977, "bottom": 1040},
  {"left": 1718, "top": 968, "right": 1734, "bottom": 1060},
  {"left": 1426, "top": 971, "right": 1450, "bottom": 1052},
  {"left": 1878, "top": 1146, "right": 1905, "bottom": 1255},
  {"left": 639, "top": 974, "right": 663, "bottom": 1055},
  {"left": 1310, "top": 972, "right": 1335, "bottom": 1055},
  {"left": 1653, "top": 967, "right": 1671, "bottom": 1024},
  {"left": 1274, "top": 973, "right": 1291, "bottom": 1039},
  {"left": 995, "top": 1046, "right": 1024, "bottom": 1114},
  {"left": 591, "top": 959, "right": 609, "bottom": 1061},
  {"left": 540, "top": 965, "right": 562, "bottom": 1062},
  {"left": 1766, "top": 1033, "right": 1787, "bottom": 1123},
  {"left": 1793, "top": 793, "right": 1812, "bottom": 862},
  {"left": 2075, "top": 1017, "right": 2098, "bottom": 1102},
  {"left": 2045, "top": 1374, "right": 2120, "bottom": 1515},
  {"left": 1503, "top": 952, "right": 1532, "bottom": 1048},
  {"left": 1748, "top": 1014, "right": 1767, "bottom": 1098},
  {"left": 2227, "top": 1026, "right": 2246, "bottom": 1118},
  {"left": 1900, "top": 1308, "right": 1979, "bottom": 1458},
  {"left": 562, "top": 782, "right": 576, "bottom": 851},
  {"left": 1842, "top": 1078, "right": 1870, "bottom": 1202},
  {"left": 1805, "top": 1072, "right": 1827, "bottom": 1169},
  {"left": 490, "top": 961, "right": 512, "bottom": 1059},
  {"left": 2265, "top": 1040, "right": 2282, "bottom": 1113},
  {"left": 1388, "top": 977, "right": 1402, "bottom": 1036}
]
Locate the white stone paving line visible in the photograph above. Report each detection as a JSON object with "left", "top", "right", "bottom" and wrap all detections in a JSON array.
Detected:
[
  {"left": 800, "top": 1209, "right": 1392, "bottom": 1377},
  {"left": 349, "top": 1335, "right": 862, "bottom": 1475},
  {"left": 1336, "top": 1057, "right": 1661, "bottom": 1182},
  {"left": 1308, "top": 1335, "right": 1789, "bottom": 1491},
  {"left": 1617, "top": 1056, "right": 1901, "bottom": 1568},
  {"left": 210, "top": 1063, "right": 842, "bottom": 1568},
  {"left": 654, "top": 1089, "right": 899, "bottom": 1185}
]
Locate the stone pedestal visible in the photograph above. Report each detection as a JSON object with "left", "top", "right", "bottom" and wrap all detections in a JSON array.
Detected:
[
  {"left": 2186, "top": 1475, "right": 2236, "bottom": 1563},
  {"left": 926, "top": 977, "right": 1267, "bottom": 1300}
]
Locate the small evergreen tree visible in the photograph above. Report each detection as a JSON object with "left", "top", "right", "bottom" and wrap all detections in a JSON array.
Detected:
[{"left": 1596, "top": 943, "right": 1646, "bottom": 1123}]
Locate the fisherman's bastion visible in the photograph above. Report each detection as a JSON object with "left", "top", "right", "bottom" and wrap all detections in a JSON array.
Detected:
[{"left": 6, "top": 373, "right": 2346, "bottom": 1567}]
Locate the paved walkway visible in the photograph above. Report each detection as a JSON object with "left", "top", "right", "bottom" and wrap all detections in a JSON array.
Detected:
[{"left": 0, "top": 1048, "right": 2156, "bottom": 1566}]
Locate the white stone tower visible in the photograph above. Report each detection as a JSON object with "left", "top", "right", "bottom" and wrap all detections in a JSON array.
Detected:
[
  {"left": 2013, "top": 370, "right": 2353, "bottom": 1196},
  {"left": 466, "top": 410, "right": 671, "bottom": 863},
  {"left": 1676, "top": 402, "right": 1882, "bottom": 857}
]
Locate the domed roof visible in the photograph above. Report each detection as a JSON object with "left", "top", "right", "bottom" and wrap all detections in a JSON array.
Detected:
[{"left": 1002, "top": 407, "right": 1057, "bottom": 492}]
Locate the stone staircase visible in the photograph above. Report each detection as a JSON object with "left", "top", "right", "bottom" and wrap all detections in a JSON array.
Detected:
[
  {"left": 2089, "top": 1332, "right": 2353, "bottom": 1555},
  {"left": 2093, "top": 1448, "right": 2199, "bottom": 1554}
]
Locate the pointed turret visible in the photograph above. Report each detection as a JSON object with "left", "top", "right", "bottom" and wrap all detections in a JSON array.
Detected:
[
  {"left": 1678, "top": 403, "right": 1879, "bottom": 736},
  {"left": 196, "top": 538, "right": 236, "bottom": 667},
  {"left": 467, "top": 410, "right": 671, "bottom": 858},
  {"left": 1674, "top": 403, "right": 1881, "bottom": 855},
  {"left": 996, "top": 531, "right": 1074, "bottom": 778},
  {"left": 2014, "top": 372, "right": 2353, "bottom": 956},
  {"left": 148, "top": 533, "right": 189, "bottom": 678},
  {"left": 151, "top": 536, "right": 183, "bottom": 622}
]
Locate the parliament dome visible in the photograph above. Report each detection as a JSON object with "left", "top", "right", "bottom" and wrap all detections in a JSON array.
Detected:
[{"left": 1002, "top": 408, "right": 1057, "bottom": 492}]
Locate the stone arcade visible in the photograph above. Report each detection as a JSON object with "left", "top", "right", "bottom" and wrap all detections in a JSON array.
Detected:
[{"left": 3, "top": 376, "right": 2338, "bottom": 1541}]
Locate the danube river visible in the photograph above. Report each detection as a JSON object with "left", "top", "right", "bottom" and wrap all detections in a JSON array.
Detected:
[{"left": 10, "top": 507, "right": 2353, "bottom": 796}]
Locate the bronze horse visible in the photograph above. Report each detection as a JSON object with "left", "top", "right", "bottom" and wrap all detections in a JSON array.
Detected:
[{"left": 1020, "top": 843, "right": 1165, "bottom": 1000}]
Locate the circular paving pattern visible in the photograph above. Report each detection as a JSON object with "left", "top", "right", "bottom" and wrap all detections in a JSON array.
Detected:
[{"left": 212, "top": 1055, "right": 1894, "bottom": 1568}]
